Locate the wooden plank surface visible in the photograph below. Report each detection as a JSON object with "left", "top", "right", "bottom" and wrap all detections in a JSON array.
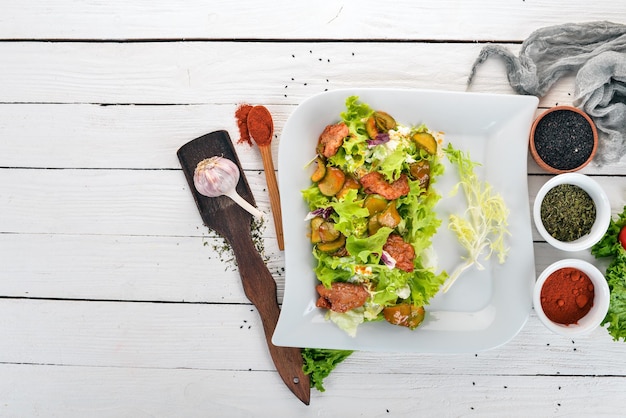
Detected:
[
  {"left": 1, "top": 363, "right": 622, "bottom": 417},
  {"left": 1, "top": 102, "right": 625, "bottom": 174},
  {"left": 2, "top": 1, "right": 626, "bottom": 416},
  {"left": 0, "top": 298, "right": 624, "bottom": 374},
  {"left": 1, "top": 1, "right": 623, "bottom": 41}
]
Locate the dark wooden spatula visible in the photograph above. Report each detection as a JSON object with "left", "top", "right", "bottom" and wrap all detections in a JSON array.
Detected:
[{"left": 177, "top": 130, "right": 310, "bottom": 405}]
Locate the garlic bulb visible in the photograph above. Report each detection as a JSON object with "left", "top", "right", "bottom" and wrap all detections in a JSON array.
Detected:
[{"left": 193, "top": 156, "right": 263, "bottom": 219}]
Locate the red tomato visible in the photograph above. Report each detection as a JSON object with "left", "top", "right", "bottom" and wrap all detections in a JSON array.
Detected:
[{"left": 619, "top": 226, "right": 626, "bottom": 250}]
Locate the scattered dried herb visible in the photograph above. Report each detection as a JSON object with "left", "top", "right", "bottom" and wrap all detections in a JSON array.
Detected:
[
  {"left": 540, "top": 183, "right": 596, "bottom": 242},
  {"left": 203, "top": 215, "right": 269, "bottom": 270}
]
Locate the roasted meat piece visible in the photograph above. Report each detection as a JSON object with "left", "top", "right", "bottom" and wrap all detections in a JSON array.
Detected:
[
  {"left": 317, "top": 122, "right": 349, "bottom": 158},
  {"left": 315, "top": 282, "right": 369, "bottom": 313},
  {"left": 383, "top": 234, "right": 415, "bottom": 272},
  {"left": 360, "top": 172, "right": 410, "bottom": 200}
]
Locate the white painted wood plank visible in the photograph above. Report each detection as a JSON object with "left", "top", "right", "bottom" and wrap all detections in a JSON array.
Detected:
[
  {"left": 2, "top": 103, "right": 625, "bottom": 175},
  {"left": 0, "top": 103, "right": 279, "bottom": 171},
  {"left": 0, "top": 226, "right": 613, "bottom": 304},
  {"left": 0, "top": 233, "right": 285, "bottom": 303},
  {"left": 0, "top": 363, "right": 622, "bottom": 417},
  {"left": 0, "top": 42, "right": 513, "bottom": 103},
  {"left": 1, "top": 169, "right": 624, "bottom": 237},
  {"left": 0, "top": 168, "right": 273, "bottom": 237},
  {"left": 1, "top": 0, "right": 623, "bottom": 41},
  {"left": 0, "top": 41, "right": 582, "bottom": 108},
  {"left": 0, "top": 40, "right": 584, "bottom": 119},
  {"left": 1, "top": 299, "right": 625, "bottom": 376}
]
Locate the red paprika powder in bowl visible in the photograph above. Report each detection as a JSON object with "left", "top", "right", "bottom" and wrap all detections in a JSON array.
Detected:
[{"left": 533, "top": 259, "right": 609, "bottom": 336}]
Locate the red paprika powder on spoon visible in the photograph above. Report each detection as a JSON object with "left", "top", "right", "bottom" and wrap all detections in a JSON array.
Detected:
[{"left": 540, "top": 267, "right": 594, "bottom": 325}]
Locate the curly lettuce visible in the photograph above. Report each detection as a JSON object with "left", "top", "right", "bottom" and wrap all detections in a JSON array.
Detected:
[
  {"left": 441, "top": 144, "right": 510, "bottom": 293},
  {"left": 303, "top": 96, "right": 448, "bottom": 337},
  {"left": 591, "top": 206, "right": 626, "bottom": 341}
]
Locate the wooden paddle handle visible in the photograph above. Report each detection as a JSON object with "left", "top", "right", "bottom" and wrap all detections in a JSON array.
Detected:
[
  {"left": 259, "top": 146, "right": 285, "bottom": 251},
  {"left": 229, "top": 234, "right": 310, "bottom": 405}
]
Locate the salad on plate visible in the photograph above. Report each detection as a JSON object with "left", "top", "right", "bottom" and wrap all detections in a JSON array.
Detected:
[{"left": 303, "top": 96, "right": 509, "bottom": 337}]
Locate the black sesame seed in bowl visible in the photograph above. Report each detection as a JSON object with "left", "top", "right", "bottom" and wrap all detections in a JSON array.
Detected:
[{"left": 529, "top": 106, "right": 598, "bottom": 174}]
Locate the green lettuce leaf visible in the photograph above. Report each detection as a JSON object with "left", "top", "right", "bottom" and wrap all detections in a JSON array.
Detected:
[
  {"left": 313, "top": 252, "right": 355, "bottom": 288},
  {"left": 302, "top": 183, "right": 330, "bottom": 211},
  {"left": 345, "top": 226, "right": 393, "bottom": 264},
  {"left": 329, "top": 188, "right": 369, "bottom": 237},
  {"left": 327, "top": 308, "right": 365, "bottom": 337},
  {"left": 302, "top": 348, "right": 354, "bottom": 392},
  {"left": 591, "top": 205, "right": 626, "bottom": 341},
  {"left": 601, "top": 251, "right": 626, "bottom": 341}
]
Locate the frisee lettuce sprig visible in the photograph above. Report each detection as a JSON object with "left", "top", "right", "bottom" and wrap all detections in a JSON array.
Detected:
[{"left": 442, "top": 144, "right": 510, "bottom": 293}]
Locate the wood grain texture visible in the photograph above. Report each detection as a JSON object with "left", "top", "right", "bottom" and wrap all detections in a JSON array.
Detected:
[
  {"left": 1, "top": 0, "right": 624, "bottom": 41},
  {"left": 1, "top": 299, "right": 624, "bottom": 375},
  {"left": 258, "top": 145, "right": 284, "bottom": 250},
  {"left": 1, "top": 170, "right": 624, "bottom": 237},
  {"left": 177, "top": 131, "right": 309, "bottom": 403},
  {"left": 1, "top": 1, "right": 626, "bottom": 414},
  {"left": 0, "top": 42, "right": 576, "bottom": 106},
  {"left": 1, "top": 363, "right": 622, "bottom": 417}
]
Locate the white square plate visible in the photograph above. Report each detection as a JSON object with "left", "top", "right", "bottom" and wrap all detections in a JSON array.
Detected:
[{"left": 272, "top": 88, "right": 538, "bottom": 353}]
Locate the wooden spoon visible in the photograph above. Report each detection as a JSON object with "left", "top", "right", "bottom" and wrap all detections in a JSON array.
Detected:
[{"left": 247, "top": 105, "right": 284, "bottom": 250}]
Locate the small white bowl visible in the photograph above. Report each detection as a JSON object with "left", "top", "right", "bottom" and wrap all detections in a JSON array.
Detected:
[
  {"left": 533, "top": 259, "right": 609, "bottom": 336},
  {"left": 533, "top": 173, "right": 611, "bottom": 251}
]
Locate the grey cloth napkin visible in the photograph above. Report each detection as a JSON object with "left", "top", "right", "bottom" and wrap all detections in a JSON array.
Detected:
[{"left": 467, "top": 21, "right": 626, "bottom": 164}]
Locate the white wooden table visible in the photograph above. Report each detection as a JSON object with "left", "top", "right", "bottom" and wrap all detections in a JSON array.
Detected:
[{"left": 2, "top": 2, "right": 626, "bottom": 416}]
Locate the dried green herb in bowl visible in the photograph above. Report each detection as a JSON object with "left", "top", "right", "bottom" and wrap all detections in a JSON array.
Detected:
[
  {"left": 533, "top": 173, "right": 611, "bottom": 252},
  {"left": 540, "top": 183, "right": 596, "bottom": 242}
]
